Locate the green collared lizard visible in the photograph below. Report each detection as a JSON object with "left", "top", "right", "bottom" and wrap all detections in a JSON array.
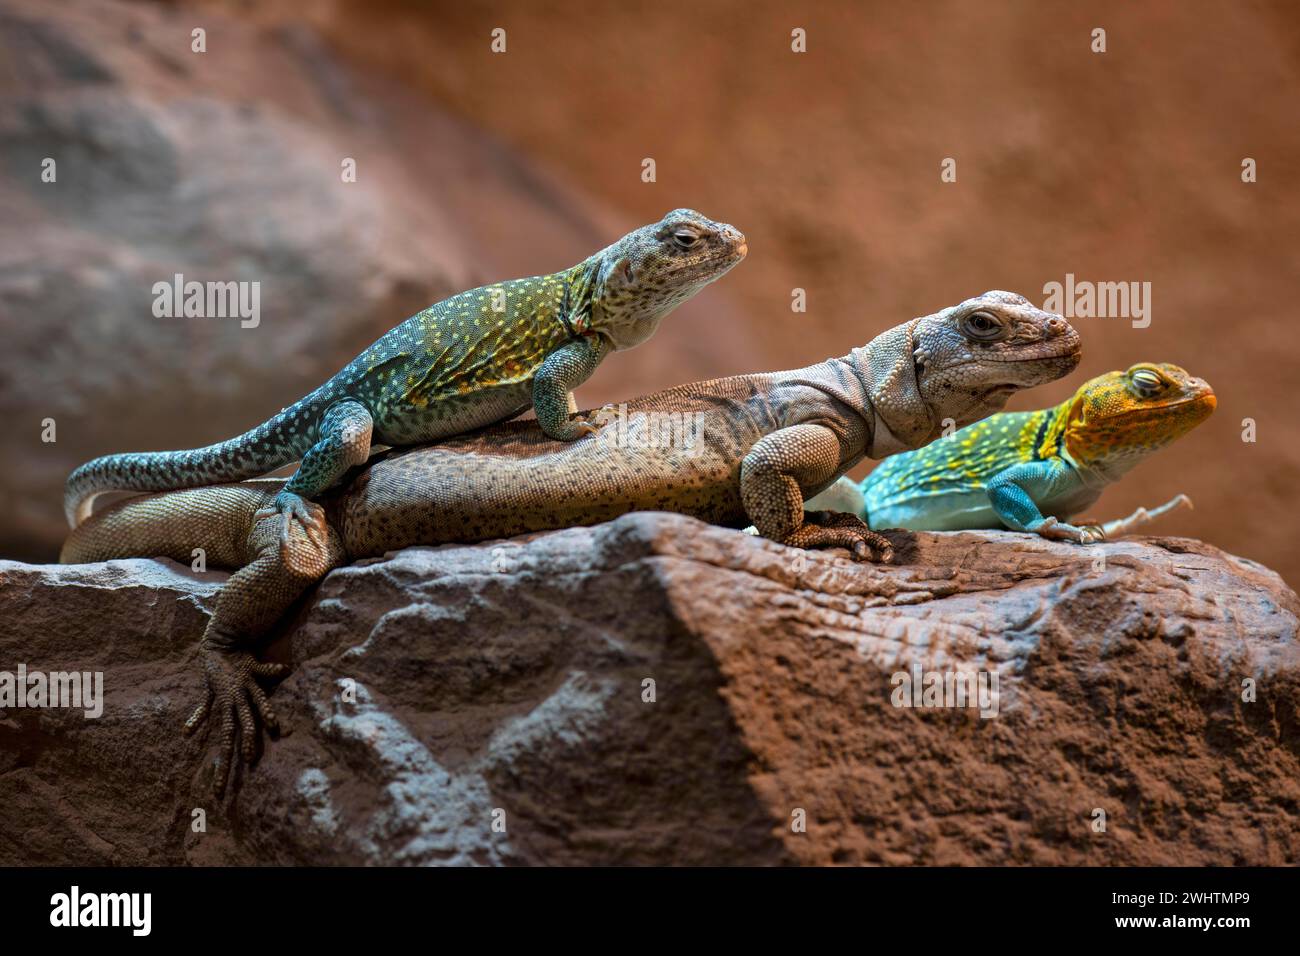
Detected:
[
  {"left": 806, "top": 363, "right": 1215, "bottom": 542},
  {"left": 61, "top": 291, "right": 1080, "bottom": 793},
  {"left": 65, "top": 209, "right": 747, "bottom": 544}
]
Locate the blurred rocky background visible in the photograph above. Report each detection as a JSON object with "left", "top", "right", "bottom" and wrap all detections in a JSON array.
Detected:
[{"left": 1, "top": 0, "right": 1297, "bottom": 587}]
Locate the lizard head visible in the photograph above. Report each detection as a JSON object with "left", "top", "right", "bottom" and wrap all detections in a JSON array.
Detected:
[
  {"left": 858, "top": 291, "right": 1081, "bottom": 455},
  {"left": 586, "top": 209, "right": 747, "bottom": 350},
  {"left": 1060, "top": 363, "right": 1215, "bottom": 474},
  {"left": 912, "top": 290, "right": 1082, "bottom": 431}
]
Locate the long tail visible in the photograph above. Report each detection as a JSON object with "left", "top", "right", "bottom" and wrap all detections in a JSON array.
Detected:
[
  {"left": 60, "top": 481, "right": 279, "bottom": 566},
  {"left": 64, "top": 401, "right": 318, "bottom": 528}
]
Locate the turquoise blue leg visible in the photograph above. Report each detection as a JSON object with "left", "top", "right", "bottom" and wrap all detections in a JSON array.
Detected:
[
  {"left": 985, "top": 459, "right": 1097, "bottom": 543},
  {"left": 533, "top": 336, "right": 611, "bottom": 440},
  {"left": 255, "top": 399, "right": 373, "bottom": 549}
]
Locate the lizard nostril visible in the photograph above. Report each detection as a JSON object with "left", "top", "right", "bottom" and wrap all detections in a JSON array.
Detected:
[
  {"left": 724, "top": 227, "right": 747, "bottom": 258},
  {"left": 1051, "top": 318, "right": 1073, "bottom": 340}
]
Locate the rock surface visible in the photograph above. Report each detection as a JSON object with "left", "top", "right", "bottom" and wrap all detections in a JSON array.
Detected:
[{"left": 1, "top": 513, "right": 1297, "bottom": 865}]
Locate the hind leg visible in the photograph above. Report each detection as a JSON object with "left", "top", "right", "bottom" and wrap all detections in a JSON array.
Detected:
[
  {"left": 254, "top": 399, "right": 372, "bottom": 553},
  {"left": 184, "top": 510, "right": 345, "bottom": 795},
  {"left": 1086, "top": 494, "right": 1193, "bottom": 540}
]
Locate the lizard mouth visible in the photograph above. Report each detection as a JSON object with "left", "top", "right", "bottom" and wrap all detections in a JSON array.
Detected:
[
  {"left": 943, "top": 342, "right": 1082, "bottom": 369},
  {"left": 937, "top": 349, "right": 1081, "bottom": 394},
  {"left": 973, "top": 347, "right": 1082, "bottom": 365},
  {"left": 664, "top": 252, "right": 745, "bottom": 284},
  {"left": 997, "top": 348, "right": 1084, "bottom": 382}
]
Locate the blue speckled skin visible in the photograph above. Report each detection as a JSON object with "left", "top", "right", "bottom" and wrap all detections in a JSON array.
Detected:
[{"left": 65, "top": 210, "right": 747, "bottom": 531}]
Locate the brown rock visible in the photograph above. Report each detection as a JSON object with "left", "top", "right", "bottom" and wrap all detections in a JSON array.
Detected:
[{"left": 1, "top": 514, "right": 1296, "bottom": 865}]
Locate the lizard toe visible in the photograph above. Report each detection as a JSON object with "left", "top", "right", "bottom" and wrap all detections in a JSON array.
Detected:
[
  {"left": 783, "top": 513, "right": 894, "bottom": 562},
  {"left": 182, "top": 688, "right": 213, "bottom": 737},
  {"left": 191, "top": 646, "right": 289, "bottom": 795}
]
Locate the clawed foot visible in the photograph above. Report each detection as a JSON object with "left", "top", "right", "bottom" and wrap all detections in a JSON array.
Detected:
[
  {"left": 1032, "top": 516, "right": 1097, "bottom": 544},
  {"left": 547, "top": 415, "right": 604, "bottom": 441},
  {"left": 784, "top": 510, "right": 895, "bottom": 563},
  {"left": 584, "top": 403, "right": 621, "bottom": 430},
  {"left": 183, "top": 645, "right": 289, "bottom": 796},
  {"left": 1034, "top": 495, "right": 1194, "bottom": 546},
  {"left": 253, "top": 490, "right": 326, "bottom": 555},
  {"left": 1078, "top": 525, "right": 1106, "bottom": 544}
]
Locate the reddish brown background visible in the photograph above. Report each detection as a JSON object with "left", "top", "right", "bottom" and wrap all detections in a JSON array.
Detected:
[{"left": 4, "top": 0, "right": 1298, "bottom": 583}]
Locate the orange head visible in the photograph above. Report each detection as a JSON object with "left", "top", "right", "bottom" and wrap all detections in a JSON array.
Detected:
[{"left": 1062, "top": 363, "right": 1216, "bottom": 473}]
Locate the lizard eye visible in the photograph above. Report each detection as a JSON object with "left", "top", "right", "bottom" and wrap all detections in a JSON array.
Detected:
[
  {"left": 962, "top": 310, "right": 1003, "bottom": 340},
  {"left": 1130, "top": 368, "right": 1165, "bottom": 397},
  {"left": 672, "top": 230, "right": 700, "bottom": 250}
]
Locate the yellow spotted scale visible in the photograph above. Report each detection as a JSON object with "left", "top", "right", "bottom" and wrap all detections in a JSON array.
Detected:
[{"left": 65, "top": 209, "right": 747, "bottom": 545}]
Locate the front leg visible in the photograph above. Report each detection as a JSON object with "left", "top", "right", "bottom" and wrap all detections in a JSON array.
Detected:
[
  {"left": 986, "top": 459, "right": 1100, "bottom": 543},
  {"left": 533, "top": 335, "right": 612, "bottom": 440},
  {"left": 254, "top": 399, "right": 373, "bottom": 552},
  {"left": 741, "top": 424, "right": 893, "bottom": 562},
  {"left": 184, "top": 507, "right": 346, "bottom": 795}
]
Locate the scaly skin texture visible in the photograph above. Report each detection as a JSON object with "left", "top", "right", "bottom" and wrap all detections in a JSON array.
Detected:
[
  {"left": 812, "top": 363, "right": 1215, "bottom": 543},
  {"left": 61, "top": 290, "right": 1079, "bottom": 793},
  {"left": 64, "top": 209, "right": 747, "bottom": 543}
]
